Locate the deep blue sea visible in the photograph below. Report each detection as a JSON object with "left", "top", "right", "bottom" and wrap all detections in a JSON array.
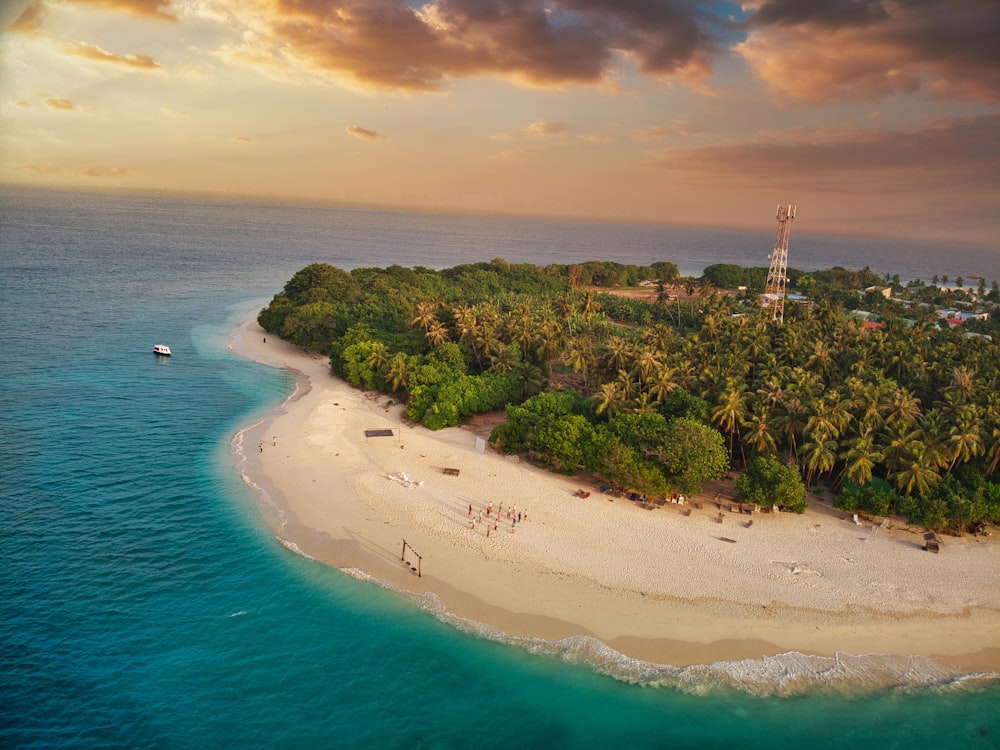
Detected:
[{"left": 2, "top": 185, "right": 998, "bottom": 749}]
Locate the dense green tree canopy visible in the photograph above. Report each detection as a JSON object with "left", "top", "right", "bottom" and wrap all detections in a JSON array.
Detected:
[
  {"left": 736, "top": 454, "right": 808, "bottom": 513},
  {"left": 260, "top": 258, "right": 1000, "bottom": 531}
]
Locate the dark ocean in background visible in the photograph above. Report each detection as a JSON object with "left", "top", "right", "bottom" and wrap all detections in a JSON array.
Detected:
[{"left": 1, "top": 184, "right": 997, "bottom": 749}]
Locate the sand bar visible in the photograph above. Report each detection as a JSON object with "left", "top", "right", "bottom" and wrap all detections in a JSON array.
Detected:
[{"left": 230, "top": 313, "right": 1000, "bottom": 677}]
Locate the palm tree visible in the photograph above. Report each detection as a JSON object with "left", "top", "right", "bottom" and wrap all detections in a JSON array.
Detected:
[
  {"left": 647, "top": 364, "right": 678, "bottom": 404},
  {"left": 633, "top": 346, "right": 662, "bottom": 387},
  {"left": 756, "top": 374, "right": 787, "bottom": 409},
  {"left": 365, "top": 341, "right": 389, "bottom": 378},
  {"left": 773, "top": 395, "right": 808, "bottom": 462},
  {"left": 840, "top": 432, "right": 883, "bottom": 487},
  {"left": 453, "top": 303, "right": 483, "bottom": 366},
  {"left": 533, "top": 318, "right": 563, "bottom": 366},
  {"left": 947, "top": 365, "right": 978, "bottom": 404},
  {"left": 884, "top": 386, "right": 922, "bottom": 428},
  {"left": 579, "top": 291, "right": 600, "bottom": 324},
  {"left": 601, "top": 336, "right": 631, "bottom": 377},
  {"left": 386, "top": 353, "right": 413, "bottom": 394},
  {"left": 744, "top": 405, "right": 778, "bottom": 456},
  {"left": 655, "top": 281, "right": 670, "bottom": 309},
  {"left": 615, "top": 368, "right": 638, "bottom": 402},
  {"left": 804, "top": 398, "right": 843, "bottom": 445},
  {"left": 643, "top": 323, "right": 674, "bottom": 352},
  {"left": 947, "top": 405, "right": 984, "bottom": 472},
  {"left": 487, "top": 342, "right": 518, "bottom": 375},
  {"left": 519, "top": 362, "right": 545, "bottom": 398},
  {"left": 632, "top": 391, "right": 658, "bottom": 415},
  {"left": 983, "top": 393, "right": 1000, "bottom": 476},
  {"left": 857, "top": 382, "right": 886, "bottom": 433},
  {"left": 711, "top": 379, "right": 749, "bottom": 464},
  {"left": 881, "top": 419, "right": 918, "bottom": 471},
  {"left": 564, "top": 337, "right": 595, "bottom": 386},
  {"left": 410, "top": 301, "right": 438, "bottom": 331},
  {"left": 800, "top": 436, "right": 838, "bottom": 487},
  {"left": 425, "top": 320, "right": 450, "bottom": 347},
  {"left": 918, "top": 409, "right": 952, "bottom": 472},
  {"left": 805, "top": 339, "right": 835, "bottom": 381},
  {"left": 889, "top": 442, "right": 941, "bottom": 497},
  {"left": 595, "top": 381, "right": 625, "bottom": 417},
  {"left": 555, "top": 293, "right": 576, "bottom": 334}
]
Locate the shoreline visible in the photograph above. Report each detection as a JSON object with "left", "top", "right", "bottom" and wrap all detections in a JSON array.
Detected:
[{"left": 228, "top": 310, "right": 1000, "bottom": 688}]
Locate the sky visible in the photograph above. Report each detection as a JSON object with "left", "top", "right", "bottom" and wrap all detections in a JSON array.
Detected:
[{"left": 1, "top": 0, "right": 998, "bottom": 243}]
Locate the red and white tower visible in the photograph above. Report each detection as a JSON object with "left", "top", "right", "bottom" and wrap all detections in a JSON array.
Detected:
[{"left": 763, "top": 204, "right": 796, "bottom": 324}]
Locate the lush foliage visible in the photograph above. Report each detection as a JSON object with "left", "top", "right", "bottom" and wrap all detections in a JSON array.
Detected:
[
  {"left": 260, "top": 258, "right": 1000, "bottom": 531},
  {"left": 735, "top": 453, "right": 808, "bottom": 512},
  {"left": 835, "top": 478, "right": 900, "bottom": 517},
  {"left": 490, "top": 392, "right": 728, "bottom": 493}
]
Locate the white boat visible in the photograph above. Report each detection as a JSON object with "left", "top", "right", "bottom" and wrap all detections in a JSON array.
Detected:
[{"left": 153, "top": 344, "right": 172, "bottom": 356}]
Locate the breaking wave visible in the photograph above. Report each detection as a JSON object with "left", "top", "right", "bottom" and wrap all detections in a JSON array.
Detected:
[{"left": 331, "top": 560, "right": 999, "bottom": 697}]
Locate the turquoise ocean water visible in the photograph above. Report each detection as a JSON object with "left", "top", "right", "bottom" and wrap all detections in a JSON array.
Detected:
[{"left": 2, "top": 185, "right": 998, "bottom": 748}]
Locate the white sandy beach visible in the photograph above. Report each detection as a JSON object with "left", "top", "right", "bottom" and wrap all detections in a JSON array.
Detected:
[{"left": 231, "top": 314, "right": 1000, "bottom": 674}]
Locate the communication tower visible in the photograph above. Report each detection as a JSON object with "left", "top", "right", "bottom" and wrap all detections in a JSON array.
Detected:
[{"left": 763, "top": 204, "right": 796, "bottom": 324}]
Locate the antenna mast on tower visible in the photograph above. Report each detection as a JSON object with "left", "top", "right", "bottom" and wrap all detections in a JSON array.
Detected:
[{"left": 763, "top": 204, "right": 796, "bottom": 324}]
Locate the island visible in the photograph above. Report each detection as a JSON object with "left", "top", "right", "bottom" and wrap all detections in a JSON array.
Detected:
[{"left": 230, "top": 259, "right": 1000, "bottom": 690}]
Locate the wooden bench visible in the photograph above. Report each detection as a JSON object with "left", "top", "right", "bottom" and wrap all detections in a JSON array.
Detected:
[{"left": 442, "top": 468, "right": 461, "bottom": 476}]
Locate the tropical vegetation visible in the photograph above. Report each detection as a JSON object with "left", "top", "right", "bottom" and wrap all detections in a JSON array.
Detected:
[{"left": 258, "top": 258, "right": 1000, "bottom": 533}]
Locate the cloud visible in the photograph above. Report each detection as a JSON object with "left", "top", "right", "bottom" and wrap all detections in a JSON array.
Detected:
[
  {"left": 744, "top": 0, "right": 889, "bottom": 28},
  {"left": 4, "top": 1, "right": 45, "bottom": 33},
  {"left": 61, "top": 41, "right": 162, "bottom": 69},
  {"left": 523, "top": 121, "right": 569, "bottom": 136},
  {"left": 81, "top": 167, "right": 128, "bottom": 177},
  {"left": 62, "top": 0, "right": 176, "bottom": 20},
  {"left": 19, "top": 164, "right": 127, "bottom": 178},
  {"left": 631, "top": 120, "right": 701, "bottom": 140},
  {"left": 219, "top": 0, "right": 721, "bottom": 91},
  {"left": 488, "top": 146, "right": 546, "bottom": 161},
  {"left": 647, "top": 115, "right": 1000, "bottom": 190},
  {"left": 21, "top": 163, "right": 61, "bottom": 175},
  {"left": 232, "top": 136, "right": 254, "bottom": 144},
  {"left": 346, "top": 125, "right": 385, "bottom": 140},
  {"left": 737, "top": 0, "right": 1000, "bottom": 102},
  {"left": 46, "top": 98, "right": 77, "bottom": 111}
]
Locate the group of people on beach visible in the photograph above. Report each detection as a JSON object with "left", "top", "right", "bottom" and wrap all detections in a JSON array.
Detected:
[{"left": 467, "top": 500, "right": 526, "bottom": 537}]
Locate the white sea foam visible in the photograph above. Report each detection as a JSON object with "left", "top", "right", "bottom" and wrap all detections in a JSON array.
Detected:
[
  {"left": 277, "top": 537, "right": 315, "bottom": 561},
  {"left": 232, "top": 425, "right": 288, "bottom": 531},
  {"left": 326, "top": 561, "right": 1000, "bottom": 697}
]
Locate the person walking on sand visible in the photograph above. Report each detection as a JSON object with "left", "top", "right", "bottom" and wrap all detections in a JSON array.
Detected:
[
  {"left": 468, "top": 503, "right": 472, "bottom": 516},
  {"left": 272, "top": 436, "right": 276, "bottom": 446},
  {"left": 258, "top": 442, "right": 263, "bottom": 453}
]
